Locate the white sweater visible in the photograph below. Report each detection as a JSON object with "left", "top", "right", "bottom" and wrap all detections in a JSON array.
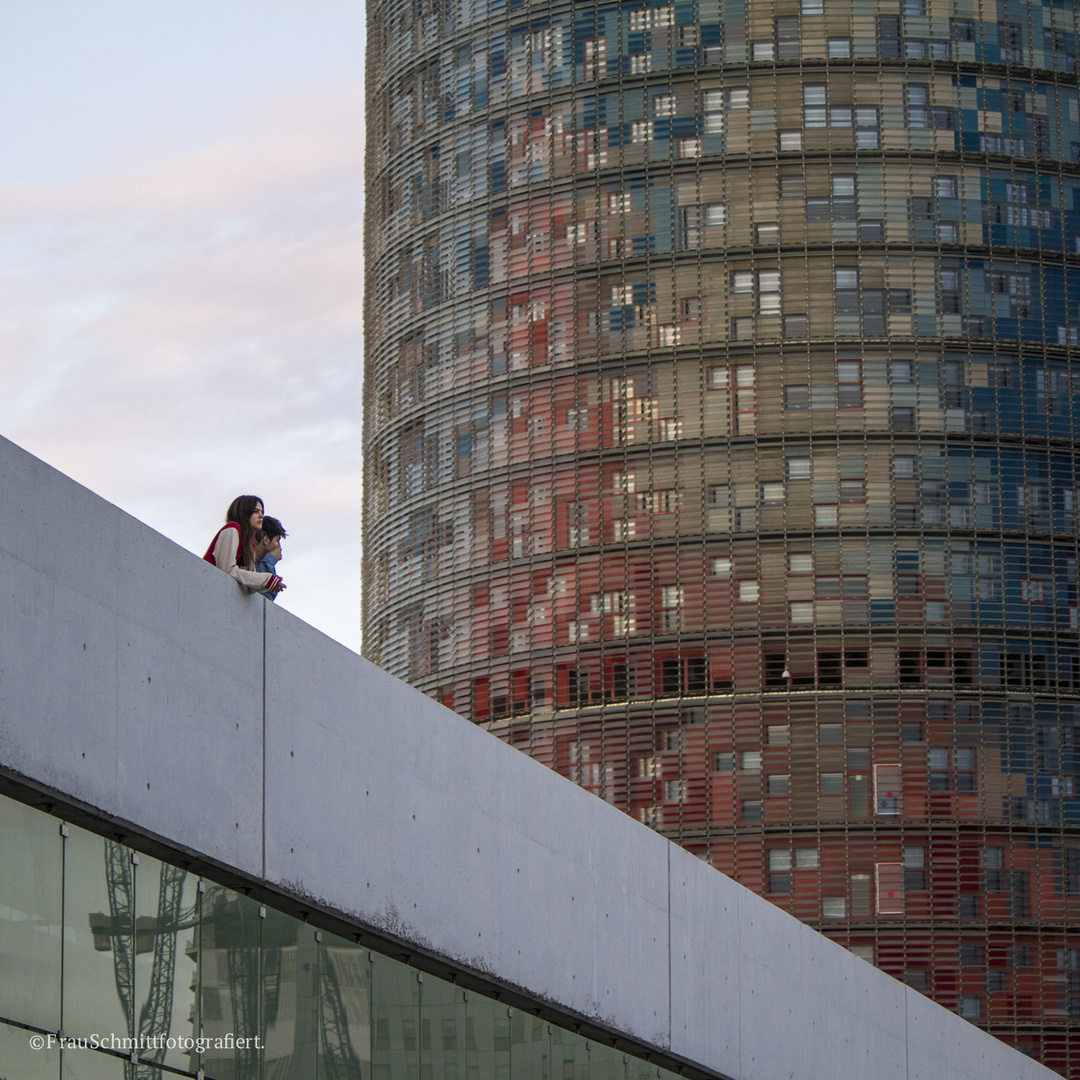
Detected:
[{"left": 203, "top": 523, "right": 283, "bottom": 593}]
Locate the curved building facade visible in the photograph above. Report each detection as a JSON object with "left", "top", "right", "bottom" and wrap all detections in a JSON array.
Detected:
[{"left": 363, "top": 0, "right": 1080, "bottom": 1071}]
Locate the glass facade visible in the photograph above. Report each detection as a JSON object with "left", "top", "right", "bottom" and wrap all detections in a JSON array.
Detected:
[
  {"left": 362, "top": 0, "right": 1080, "bottom": 1072},
  {"left": 0, "top": 791, "right": 686, "bottom": 1080}
]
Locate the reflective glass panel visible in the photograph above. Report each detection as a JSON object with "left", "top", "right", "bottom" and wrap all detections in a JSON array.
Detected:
[
  {"left": 0, "top": 795, "right": 62, "bottom": 1030},
  {"left": 62, "top": 828, "right": 134, "bottom": 1044},
  {"left": 197, "top": 884, "right": 262, "bottom": 1080},
  {"left": 132, "top": 853, "right": 200, "bottom": 1074},
  {"left": 318, "top": 931, "right": 371, "bottom": 1080},
  {"left": 0, "top": 1019, "right": 60, "bottom": 1079}
]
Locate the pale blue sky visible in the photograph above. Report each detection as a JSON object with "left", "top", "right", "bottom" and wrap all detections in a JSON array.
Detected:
[{"left": 0, "top": 3, "right": 367, "bottom": 650}]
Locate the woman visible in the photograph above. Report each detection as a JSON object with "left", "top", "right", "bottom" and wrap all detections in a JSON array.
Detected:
[{"left": 203, "top": 495, "right": 286, "bottom": 595}]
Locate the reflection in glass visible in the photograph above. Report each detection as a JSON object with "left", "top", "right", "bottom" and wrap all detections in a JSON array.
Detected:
[
  {"left": 64, "top": 830, "right": 134, "bottom": 1044},
  {"left": 0, "top": 797, "right": 62, "bottom": 1031},
  {"left": 468, "top": 993, "right": 511, "bottom": 1079},
  {"left": 0, "top": 791, "right": 699, "bottom": 1079},
  {"left": 419, "top": 971, "right": 463, "bottom": 1080},
  {"left": 512, "top": 1009, "right": 550, "bottom": 1076},
  {"left": 552, "top": 1025, "right": 588, "bottom": 1079},
  {"left": 60, "top": 1044, "right": 130, "bottom": 1078},
  {"left": 132, "top": 853, "right": 200, "bottom": 1074},
  {"left": 371, "top": 951, "right": 419, "bottom": 1078},
  {"left": 261, "top": 907, "right": 319, "bottom": 1078},
  {"left": 0, "top": 1018, "right": 60, "bottom": 1079},
  {"left": 318, "top": 932, "right": 369, "bottom": 1080},
  {"left": 198, "top": 885, "right": 262, "bottom": 1080}
]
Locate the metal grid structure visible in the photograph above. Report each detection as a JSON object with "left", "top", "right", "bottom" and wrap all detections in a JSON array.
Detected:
[{"left": 363, "top": 0, "right": 1080, "bottom": 1071}]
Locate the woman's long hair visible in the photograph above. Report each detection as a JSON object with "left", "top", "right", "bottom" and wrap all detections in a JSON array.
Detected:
[{"left": 225, "top": 495, "right": 263, "bottom": 569}]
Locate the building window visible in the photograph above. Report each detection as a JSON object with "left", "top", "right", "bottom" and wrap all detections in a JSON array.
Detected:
[
  {"left": 804, "top": 85, "right": 828, "bottom": 127},
  {"left": 904, "top": 846, "right": 926, "bottom": 890},
  {"left": 775, "top": 15, "right": 800, "bottom": 59},
  {"left": 855, "top": 108, "right": 879, "bottom": 149},
  {"left": 769, "top": 849, "right": 792, "bottom": 893},
  {"left": 906, "top": 85, "right": 930, "bottom": 128},
  {"left": 939, "top": 268, "right": 962, "bottom": 314},
  {"left": 835, "top": 268, "right": 859, "bottom": 313},
  {"left": 787, "top": 456, "right": 811, "bottom": 480},
  {"left": 832, "top": 174, "right": 856, "bottom": 219},
  {"left": 789, "top": 553, "right": 814, "bottom": 574},
  {"left": 764, "top": 653, "right": 788, "bottom": 688},
  {"left": 837, "top": 360, "right": 863, "bottom": 406},
  {"left": 815, "top": 504, "right": 838, "bottom": 527},
  {"left": 757, "top": 270, "right": 781, "bottom": 315},
  {"left": 703, "top": 90, "right": 723, "bottom": 135},
  {"left": 683, "top": 203, "right": 726, "bottom": 246},
  {"left": 738, "top": 580, "right": 760, "bottom": 603},
  {"left": 741, "top": 750, "right": 762, "bottom": 772},
  {"left": 929, "top": 747, "right": 976, "bottom": 792},
  {"left": 952, "top": 18, "right": 975, "bottom": 41},
  {"left": 664, "top": 779, "right": 687, "bottom": 802},
  {"left": 768, "top": 773, "right": 790, "bottom": 796},
  {"left": 983, "top": 846, "right": 1004, "bottom": 891},
  {"left": 661, "top": 585, "right": 684, "bottom": 608},
  {"left": 582, "top": 38, "right": 606, "bottom": 78},
  {"left": 1021, "top": 578, "right": 1047, "bottom": 603},
  {"left": 822, "top": 897, "right": 846, "bottom": 918}
]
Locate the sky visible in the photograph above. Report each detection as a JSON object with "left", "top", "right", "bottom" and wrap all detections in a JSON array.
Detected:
[{"left": 0, "top": 2, "right": 367, "bottom": 651}]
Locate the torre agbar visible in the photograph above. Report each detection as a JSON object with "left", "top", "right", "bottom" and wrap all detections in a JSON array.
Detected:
[{"left": 363, "top": 0, "right": 1080, "bottom": 1070}]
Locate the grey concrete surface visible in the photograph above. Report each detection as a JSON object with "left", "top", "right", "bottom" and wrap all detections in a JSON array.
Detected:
[{"left": 0, "top": 433, "right": 1060, "bottom": 1080}]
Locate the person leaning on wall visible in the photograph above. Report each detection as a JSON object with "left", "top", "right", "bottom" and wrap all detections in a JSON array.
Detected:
[{"left": 203, "top": 495, "right": 286, "bottom": 596}]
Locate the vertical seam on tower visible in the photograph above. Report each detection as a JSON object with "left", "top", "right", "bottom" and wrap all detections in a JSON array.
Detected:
[
  {"left": 262, "top": 599, "right": 267, "bottom": 880},
  {"left": 668, "top": 841, "right": 673, "bottom": 1048}
]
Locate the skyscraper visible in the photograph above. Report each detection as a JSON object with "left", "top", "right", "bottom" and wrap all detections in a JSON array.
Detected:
[{"left": 363, "top": 0, "right": 1080, "bottom": 1071}]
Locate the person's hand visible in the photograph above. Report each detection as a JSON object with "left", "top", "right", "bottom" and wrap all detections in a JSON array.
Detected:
[{"left": 271, "top": 579, "right": 286, "bottom": 593}]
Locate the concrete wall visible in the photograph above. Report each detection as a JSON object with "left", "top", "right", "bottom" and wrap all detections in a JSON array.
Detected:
[{"left": 0, "top": 433, "right": 1059, "bottom": 1080}]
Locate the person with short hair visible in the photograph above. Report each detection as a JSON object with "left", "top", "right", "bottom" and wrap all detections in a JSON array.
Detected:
[
  {"left": 254, "top": 516, "right": 288, "bottom": 601},
  {"left": 203, "top": 496, "right": 285, "bottom": 595}
]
